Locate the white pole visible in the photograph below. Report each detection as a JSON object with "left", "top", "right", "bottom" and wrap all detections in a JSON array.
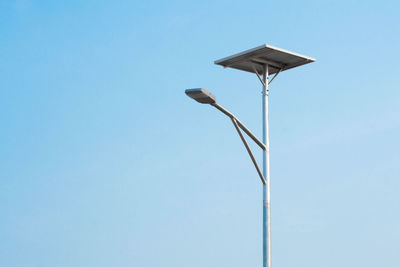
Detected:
[{"left": 262, "top": 64, "right": 271, "bottom": 267}]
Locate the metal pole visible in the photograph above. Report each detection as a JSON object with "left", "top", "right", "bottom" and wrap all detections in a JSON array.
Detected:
[{"left": 262, "top": 64, "right": 271, "bottom": 267}]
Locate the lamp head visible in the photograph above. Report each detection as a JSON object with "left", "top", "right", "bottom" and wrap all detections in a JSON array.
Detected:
[{"left": 185, "top": 88, "right": 216, "bottom": 104}]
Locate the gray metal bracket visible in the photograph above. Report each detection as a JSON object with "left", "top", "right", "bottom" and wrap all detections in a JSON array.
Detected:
[{"left": 251, "top": 63, "right": 283, "bottom": 88}]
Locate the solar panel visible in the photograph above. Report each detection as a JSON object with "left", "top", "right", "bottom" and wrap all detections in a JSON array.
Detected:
[{"left": 214, "top": 44, "right": 315, "bottom": 75}]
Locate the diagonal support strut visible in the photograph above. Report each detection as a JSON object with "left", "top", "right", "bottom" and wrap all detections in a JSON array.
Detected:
[{"left": 231, "top": 117, "right": 266, "bottom": 185}]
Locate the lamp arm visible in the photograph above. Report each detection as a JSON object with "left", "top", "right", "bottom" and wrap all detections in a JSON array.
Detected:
[{"left": 211, "top": 103, "right": 266, "bottom": 151}]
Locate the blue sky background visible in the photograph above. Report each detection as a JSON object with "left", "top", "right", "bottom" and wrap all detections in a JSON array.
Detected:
[{"left": 1, "top": 0, "right": 400, "bottom": 266}]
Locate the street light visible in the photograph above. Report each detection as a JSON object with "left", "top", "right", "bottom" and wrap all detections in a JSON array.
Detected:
[
  {"left": 185, "top": 88, "right": 216, "bottom": 104},
  {"left": 186, "top": 44, "right": 315, "bottom": 267},
  {"left": 186, "top": 87, "right": 266, "bottom": 183}
]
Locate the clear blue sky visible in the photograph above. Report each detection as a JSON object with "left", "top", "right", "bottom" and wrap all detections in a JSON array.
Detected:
[{"left": 1, "top": 0, "right": 400, "bottom": 266}]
